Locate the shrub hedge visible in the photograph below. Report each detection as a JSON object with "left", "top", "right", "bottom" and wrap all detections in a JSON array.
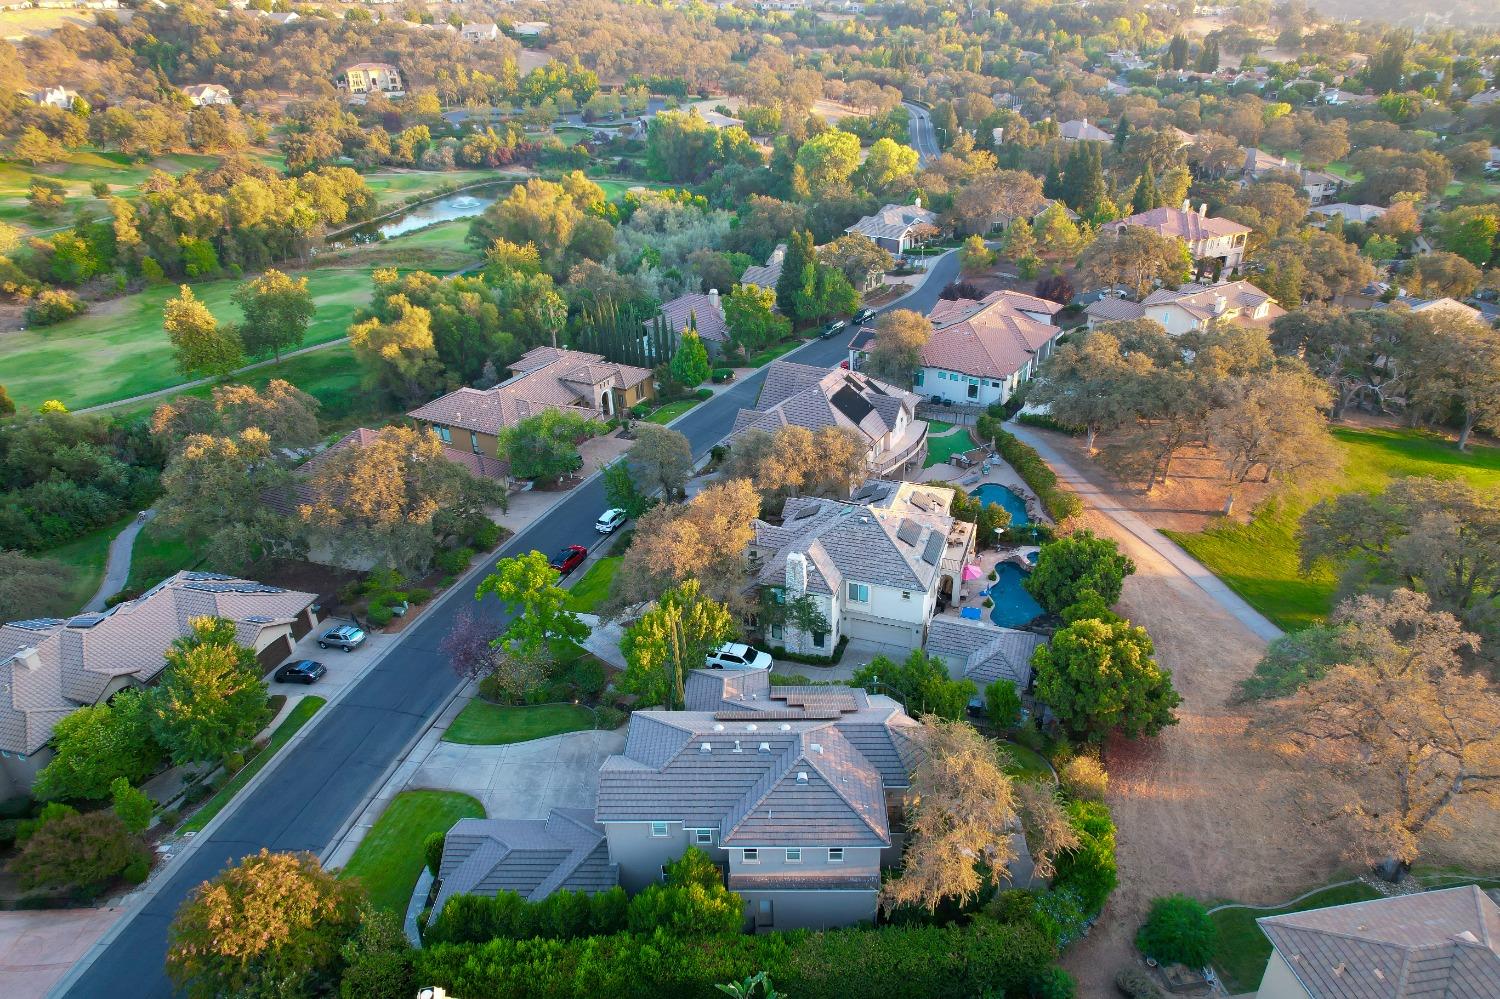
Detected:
[
  {"left": 414, "top": 917, "right": 1056, "bottom": 999},
  {"left": 976, "top": 424, "right": 1083, "bottom": 523}
]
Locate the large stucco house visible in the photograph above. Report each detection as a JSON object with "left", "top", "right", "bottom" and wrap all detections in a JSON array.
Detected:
[
  {"left": 434, "top": 670, "right": 927, "bottom": 931},
  {"left": 409, "top": 346, "right": 654, "bottom": 461},
  {"left": 746, "top": 480, "right": 974, "bottom": 656},
  {"left": 337, "top": 62, "right": 405, "bottom": 99},
  {"left": 845, "top": 201, "right": 941, "bottom": 254},
  {"left": 0, "top": 573, "right": 318, "bottom": 797},
  {"left": 1254, "top": 885, "right": 1500, "bottom": 998},
  {"left": 729, "top": 360, "right": 928, "bottom": 477},
  {"left": 1084, "top": 280, "right": 1285, "bottom": 334},
  {"left": 851, "top": 290, "right": 1063, "bottom": 409},
  {"left": 1103, "top": 202, "right": 1252, "bottom": 279}
]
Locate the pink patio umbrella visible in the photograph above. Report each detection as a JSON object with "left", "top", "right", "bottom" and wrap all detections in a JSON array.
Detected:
[{"left": 961, "top": 563, "right": 984, "bottom": 581}]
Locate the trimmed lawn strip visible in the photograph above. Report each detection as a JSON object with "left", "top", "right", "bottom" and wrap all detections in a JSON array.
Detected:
[
  {"left": 645, "top": 398, "right": 702, "bottom": 424},
  {"left": 747, "top": 338, "right": 807, "bottom": 367},
  {"left": 924, "top": 425, "right": 977, "bottom": 467},
  {"left": 999, "top": 741, "right": 1053, "bottom": 781},
  {"left": 566, "top": 556, "right": 620, "bottom": 612},
  {"left": 35, "top": 517, "right": 128, "bottom": 618},
  {"left": 443, "top": 702, "right": 595, "bottom": 746},
  {"left": 2, "top": 268, "right": 376, "bottom": 411},
  {"left": 180, "top": 696, "right": 326, "bottom": 834},
  {"left": 124, "top": 520, "right": 202, "bottom": 594},
  {"left": 1165, "top": 427, "right": 1500, "bottom": 631},
  {"left": 1210, "top": 881, "right": 1380, "bottom": 993},
  {"left": 339, "top": 790, "right": 485, "bottom": 914}
]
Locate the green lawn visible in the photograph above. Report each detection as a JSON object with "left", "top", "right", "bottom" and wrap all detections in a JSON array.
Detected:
[
  {"left": 2, "top": 268, "right": 376, "bottom": 411},
  {"left": 124, "top": 519, "right": 202, "bottom": 594},
  {"left": 999, "top": 741, "right": 1054, "bottom": 781},
  {"left": 1166, "top": 427, "right": 1500, "bottom": 631},
  {"left": 32, "top": 516, "right": 129, "bottom": 618},
  {"left": 747, "top": 337, "right": 807, "bottom": 367},
  {"left": 339, "top": 790, "right": 485, "bottom": 915},
  {"left": 554, "top": 126, "right": 594, "bottom": 147},
  {"left": 0, "top": 149, "right": 227, "bottom": 231},
  {"left": 181, "top": 696, "right": 326, "bottom": 834},
  {"left": 924, "top": 425, "right": 977, "bottom": 467},
  {"left": 443, "top": 702, "right": 596, "bottom": 746},
  {"left": 644, "top": 397, "right": 703, "bottom": 424},
  {"left": 567, "top": 555, "right": 620, "bottom": 612},
  {"left": 1210, "top": 881, "right": 1380, "bottom": 993},
  {"left": 359, "top": 168, "right": 514, "bottom": 204}
]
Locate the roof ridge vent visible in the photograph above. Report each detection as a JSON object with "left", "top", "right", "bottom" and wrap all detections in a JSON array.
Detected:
[
  {"left": 779, "top": 724, "right": 791, "bottom": 731},
  {"left": 700, "top": 742, "right": 711, "bottom": 753},
  {"left": 746, "top": 723, "right": 758, "bottom": 731},
  {"left": 732, "top": 740, "right": 743, "bottom": 753},
  {"left": 759, "top": 742, "right": 770, "bottom": 752}
]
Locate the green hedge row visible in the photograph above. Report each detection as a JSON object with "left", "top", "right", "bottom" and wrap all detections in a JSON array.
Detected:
[
  {"left": 976, "top": 420, "right": 1083, "bottom": 523},
  {"left": 414, "top": 917, "right": 1056, "bottom": 999},
  {"left": 1014, "top": 412, "right": 1084, "bottom": 437}
]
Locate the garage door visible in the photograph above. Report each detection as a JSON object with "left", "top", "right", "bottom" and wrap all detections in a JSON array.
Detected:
[
  {"left": 257, "top": 635, "right": 291, "bottom": 670},
  {"left": 843, "top": 615, "right": 918, "bottom": 653}
]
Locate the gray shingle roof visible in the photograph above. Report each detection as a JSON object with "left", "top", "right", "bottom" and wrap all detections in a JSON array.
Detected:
[
  {"left": 845, "top": 203, "right": 938, "bottom": 242},
  {"left": 433, "top": 807, "right": 617, "bottom": 915},
  {"left": 1258, "top": 885, "right": 1500, "bottom": 999},
  {"left": 740, "top": 244, "right": 785, "bottom": 290},
  {"left": 926, "top": 617, "right": 1044, "bottom": 690},
  {"left": 729, "top": 360, "right": 922, "bottom": 456},
  {"left": 653, "top": 292, "right": 730, "bottom": 343},
  {"left": 599, "top": 679, "right": 923, "bottom": 846}
]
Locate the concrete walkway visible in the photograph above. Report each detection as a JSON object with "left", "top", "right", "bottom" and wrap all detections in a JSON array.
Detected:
[
  {"left": 1005, "top": 420, "right": 1282, "bottom": 643},
  {"left": 82, "top": 509, "right": 156, "bottom": 612}
]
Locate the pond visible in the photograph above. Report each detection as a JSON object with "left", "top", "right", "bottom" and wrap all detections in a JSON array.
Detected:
[
  {"left": 969, "top": 482, "right": 1031, "bottom": 527},
  {"left": 986, "top": 562, "right": 1044, "bottom": 628},
  {"left": 339, "top": 183, "right": 506, "bottom": 243}
]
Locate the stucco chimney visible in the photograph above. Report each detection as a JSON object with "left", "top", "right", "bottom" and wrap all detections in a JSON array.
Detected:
[
  {"left": 1181, "top": 198, "right": 1191, "bottom": 212},
  {"left": 1198, "top": 202, "right": 1208, "bottom": 217},
  {"left": 784, "top": 551, "right": 808, "bottom": 599},
  {"left": 1212, "top": 295, "right": 1227, "bottom": 315},
  {"left": 13, "top": 647, "right": 40, "bottom": 672}
]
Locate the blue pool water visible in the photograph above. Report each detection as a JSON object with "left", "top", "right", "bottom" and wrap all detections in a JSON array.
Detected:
[
  {"left": 987, "top": 562, "right": 1044, "bottom": 628},
  {"left": 969, "top": 483, "right": 1031, "bottom": 526}
]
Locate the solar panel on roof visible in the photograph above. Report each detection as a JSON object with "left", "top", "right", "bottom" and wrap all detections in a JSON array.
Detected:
[
  {"left": 793, "top": 503, "right": 821, "bottom": 521},
  {"left": 896, "top": 519, "right": 922, "bottom": 545},
  {"left": 852, "top": 483, "right": 878, "bottom": 501},
  {"left": 7, "top": 618, "right": 64, "bottom": 631},
  {"left": 66, "top": 613, "right": 106, "bottom": 628},
  {"left": 910, "top": 492, "right": 936, "bottom": 512},
  {"left": 921, "top": 533, "right": 944, "bottom": 565},
  {"left": 712, "top": 710, "right": 842, "bottom": 721}
]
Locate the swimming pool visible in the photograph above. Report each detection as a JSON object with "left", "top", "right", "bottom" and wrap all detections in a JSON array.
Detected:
[
  {"left": 969, "top": 483, "right": 1031, "bottom": 526},
  {"left": 987, "top": 562, "right": 1043, "bottom": 628}
]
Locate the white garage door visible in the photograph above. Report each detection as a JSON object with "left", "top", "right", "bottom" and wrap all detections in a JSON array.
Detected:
[{"left": 843, "top": 615, "right": 919, "bottom": 654}]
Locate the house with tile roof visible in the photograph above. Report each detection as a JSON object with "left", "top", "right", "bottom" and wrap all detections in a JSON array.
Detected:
[
  {"left": 1311, "top": 203, "right": 1387, "bottom": 226},
  {"left": 849, "top": 290, "right": 1063, "bottom": 408},
  {"left": 924, "top": 617, "right": 1045, "bottom": 706},
  {"left": 597, "top": 669, "right": 924, "bottom": 929},
  {"left": 729, "top": 361, "right": 929, "bottom": 477},
  {"left": 1103, "top": 201, "right": 1252, "bottom": 279},
  {"left": 1087, "top": 280, "right": 1284, "bottom": 335},
  {"left": 0, "top": 572, "right": 318, "bottom": 796},
  {"left": 739, "top": 244, "right": 786, "bottom": 292},
  {"left": 746, "top": 480, "right": 974, "bottom": 656},
  {"left": 1058, "top": 118, "right": 1114, "bottom": 143},
  {"left": 336, "top": 62, "right": 404, "bottom": 100},
  {"left": 409, "top": 346, "right": 654, "bottom": 464},
  {"left": 845, "top": 201, "right": 941, "bottom": 254},
  {"left": 1254, "top": 885, "right": 1500, "bottom": 999},
  {"left": 648, "top": 290, "right": 731, "bottom": 357},
  {"left": 433, "top": 808, "right": 617, "bottom": 915},
  {"left": 182, "top": 83, "right": 232, "bottom": 106}
]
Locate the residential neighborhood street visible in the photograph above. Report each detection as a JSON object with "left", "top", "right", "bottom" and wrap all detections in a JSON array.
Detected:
[{"left": 56, "top": 254, "right": 961, "bottom": 999}]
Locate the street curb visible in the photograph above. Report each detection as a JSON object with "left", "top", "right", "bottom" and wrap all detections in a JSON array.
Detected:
[{"left": 46, "top": 462, "right": 614, "bottom": 999}]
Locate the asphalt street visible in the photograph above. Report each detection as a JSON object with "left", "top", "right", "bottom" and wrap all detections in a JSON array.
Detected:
[
  {"left": 901, "top": 102, "right": 941, "bottom": 167},
  {"left": 61, "top": 250, "right": 959, "bottom": 998}
]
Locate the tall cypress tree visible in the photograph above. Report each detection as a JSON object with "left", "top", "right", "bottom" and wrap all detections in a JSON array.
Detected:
[
  {"left": 776, "top": 229, "right": 814, "bottom": 318},
  {"left": 1113, "top": 115, "right": 1130, "bottom": 153},
  {"left": 1042, "top": 156, "right": 1064, "bottom": 200},
  {"left": 1131, "top": 164, "right": 1162, "bottom": 214},
  {"left": 1060, "top": 143, "right": 1107, "bottom": 219}
]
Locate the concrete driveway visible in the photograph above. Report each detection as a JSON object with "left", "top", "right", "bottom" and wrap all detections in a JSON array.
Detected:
[
  {"left": 407, "top": 729, "right": 625, "bottom": 818},
  {"left": 0, "top": 908, "right": 122, "bottom": 999}
]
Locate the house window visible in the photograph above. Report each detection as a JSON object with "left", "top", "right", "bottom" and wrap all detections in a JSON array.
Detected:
[
  {"left": 847, "top": 582, "right": 869, "bottom": 603},
  {"left": 913, "top": 370, "right": 923, "bottom": 385},
  {"left": 470, "top": 431, "right": 480, "bottom": 455},
  {"left": 770, "top": 624, "right": 784, "bottom": 639},
  {"left": 786, "top": 848, "right": 802, "bottom": 863},
  {"left": 694, "top": 829, "right": 714, "bottom": 846},
  {"left": 650, "top": 821, "right": 669, "bottom": 837},
  {"left": 435, "top": 426, "right": 452, "bottom": 444},
  {"left": 812, "top": 631, "right": 826, "bottom": 648},
  {"left": 743, "top": 849, "right": 760, "bottom": 864},
  {"left": 901, "top": 591, "right": 911, "bottom": 600},
  {"left": 828, "top": 848, "right": 844, "bottom": 863}
]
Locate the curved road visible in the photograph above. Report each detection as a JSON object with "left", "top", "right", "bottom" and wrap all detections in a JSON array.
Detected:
[
  {"left": 902, "top": 102, "right": 941, "bottom": 167},
  {"left": 58, "top": 251, "right": 961, "bottom": 998}
]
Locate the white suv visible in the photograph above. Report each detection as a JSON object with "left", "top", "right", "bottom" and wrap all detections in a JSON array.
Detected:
[
  {"left": 595, "top": 508, "right": 627, "bottom": 534},
  {"left": 704, "top": 643, "right": 773, "bottom": 671}
]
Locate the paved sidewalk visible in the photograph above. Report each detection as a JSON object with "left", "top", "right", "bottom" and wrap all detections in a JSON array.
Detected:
[
  {"left": 1006, "top": 421, "right": 1282, "bottom": 642},
  {"left": 82, "top": 509, "right": 156, "bottom": 612}
]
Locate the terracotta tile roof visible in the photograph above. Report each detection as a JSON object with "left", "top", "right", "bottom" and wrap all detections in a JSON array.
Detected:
[
  {"left": 410, "top": 347, "right": 652, "bottom": 435},
  {"left": 920, "top": 290, "right": 1062, "bottom": 380},
  {"left": 1085, "top": 297, "right": 1147, "bottom": 323},
  {"left": 1258, "top": 885, "right": 1500, "bottom": 998},
  {"left": 0, "top": 572, "right": 316, "bottom": 756},
  {"left": 1105, "top": 206, "right": 1251, "bottom": 243}
]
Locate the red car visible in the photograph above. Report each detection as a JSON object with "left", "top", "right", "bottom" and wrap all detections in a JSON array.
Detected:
[{"left": 550, "top": 544, "right": 588, "bottom": 575}]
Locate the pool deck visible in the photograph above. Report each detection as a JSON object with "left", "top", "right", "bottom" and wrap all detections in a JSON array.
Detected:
[{"left": 917, "top": 454, "right": 1053, "bottom": 525}]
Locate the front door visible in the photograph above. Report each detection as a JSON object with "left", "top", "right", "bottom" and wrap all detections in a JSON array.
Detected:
[
  {"left": 755, "top": 898, "right": 774, "bottom": 929},
  {"left": 967, "top": 381, "right": 979, "bottom": 400}
]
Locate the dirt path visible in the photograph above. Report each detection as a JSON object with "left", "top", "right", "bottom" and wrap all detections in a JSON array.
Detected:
[{"left": 997, "top": 435, "right": 1342, "bottom": 993}]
